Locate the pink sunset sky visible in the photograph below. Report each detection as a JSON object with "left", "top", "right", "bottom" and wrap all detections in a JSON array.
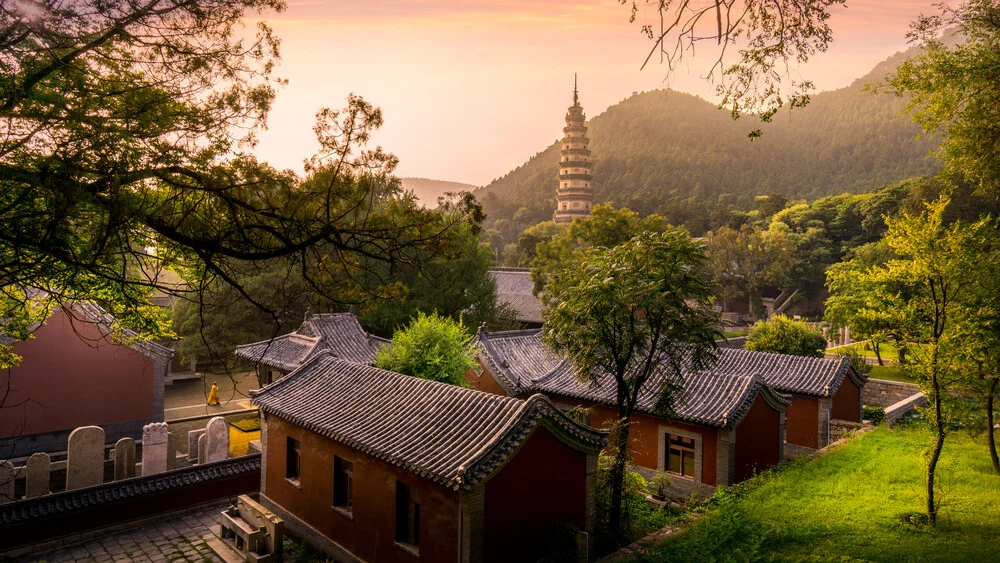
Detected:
[{"left": 249, "top": 1, "right": 939, "bottom": 186}]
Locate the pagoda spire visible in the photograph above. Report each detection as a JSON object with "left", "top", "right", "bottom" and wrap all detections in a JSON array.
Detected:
[{"left": 554, "top": 75, "right": 593, "bottom": 224}]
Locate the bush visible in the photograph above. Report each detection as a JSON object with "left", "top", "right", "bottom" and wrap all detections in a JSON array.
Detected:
[
  {"left": 374, "top": 312, "right": 476, "bottom": 387},
  {"left": 863, "top": 405, "right": 887, "bottom": 426},
  {"left": 594, "top": 454, "right": 668, "bottom": 554},
  {"left": 744, "top": 315, "right": 827, "bottom": 357}
]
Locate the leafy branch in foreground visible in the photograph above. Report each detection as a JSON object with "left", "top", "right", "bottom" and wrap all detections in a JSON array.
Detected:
[
  {"left": 0, "top": 1, "right": 471, "bottom": 364},
  {"left": 621, "top": 0, "right": 846, "bottom": 133}
]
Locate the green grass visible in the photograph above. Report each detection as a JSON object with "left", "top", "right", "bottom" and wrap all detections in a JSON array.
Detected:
[
  {"left": 830, "top": 340, "right": 904, "bottom": 362},
  {"left": 869, "top": 365, "right": 919, "bottom": 384},
  {"left": 628, "top": 427, "right": 1000, "bottom": 562},
  {"left": 722, "top": 330, "right": 748, "bottom": 339}
]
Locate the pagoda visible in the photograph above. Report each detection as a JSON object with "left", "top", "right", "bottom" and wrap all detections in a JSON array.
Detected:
[{"left": 554, "top": 74, "right": 594, "bottom": 223}]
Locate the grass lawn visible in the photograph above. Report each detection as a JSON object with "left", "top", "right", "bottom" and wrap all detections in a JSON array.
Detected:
[
  {"left": 830, "top": 340, "right": 905, "bottom": 362},
  {"left": 628, "top": 426, "right": 1000, "bottom": 562},
  {"left": 868, "top": 365, "right": 919, "bottom": 384}
]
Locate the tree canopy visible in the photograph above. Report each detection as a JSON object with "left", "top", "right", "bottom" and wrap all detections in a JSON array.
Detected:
[
  {"left": 0, "top": 1, "right": 471, "bottom": 363},
  {"left": 888, "top": 0, "right": 1000, "bottom": 194},
  {"left": 541, "top": 230, "right": 720, "bottom": 536}
]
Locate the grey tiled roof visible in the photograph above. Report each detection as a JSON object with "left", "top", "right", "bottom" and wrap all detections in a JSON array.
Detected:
[
  {"left": 476, "top": 328, "right": 795, "bottom": 428},
  {"left": 489, "top": 269, "right": 544, "bottom": 324},
  {"left": 251, "top": 353, "right": 607, "bottom": 490},
  {"left": 233, "top": 333, "right": 320, "bottom": 372},
  {"left": 298, "top": 313, "right": 389, "bottom": 365},
  {"left": 713, "top": 348, "right": 867, "bottom": 397},
  {"left": 233, "top": 313, "right": 388, "bottom": 371}
]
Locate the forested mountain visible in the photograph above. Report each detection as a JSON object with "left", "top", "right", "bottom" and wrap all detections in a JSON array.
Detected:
[
  {"left": 400, "top": 177, "right": 477, "bottom": 207},
  {"left": 477, "top": 48, "right": 941, "bottom": 245}
]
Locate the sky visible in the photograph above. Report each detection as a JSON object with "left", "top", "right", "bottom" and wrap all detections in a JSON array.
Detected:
[{"left": 248, "top": 1, "right": 940, "bottom": 186}]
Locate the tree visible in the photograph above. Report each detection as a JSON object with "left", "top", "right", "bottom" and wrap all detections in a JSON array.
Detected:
[
  {"left": 0, "top": 1, "right": 466, "bottom": 365},
  {"left": 744, "top": 315, "right": 826, "bottom": 357},
  {"left": 825, "top": 241, "right": 900, "bottom": 364},
  {"left": 531, "top": 204, "right": 670, "bottom": 297},
  {"left": 374, "top": 312, "right": 477, "bottom": 388},
  {"left": 705, "top": 224, "right": 795, "bottom": 320},
  {"left": 540, "top": 231, "right": 720, "bottom": 537},
  {"left": 622, "top": 0, "right": 847, "bottom": 132},
  {"left": 827, "top": 196, "right": 995, "bottom": 524},
  {"left": 888, "top": 0, "right": 1000, "bottom": 194},
  {"left": 359, "top": 217, "right": 519, "bottom": 338}
]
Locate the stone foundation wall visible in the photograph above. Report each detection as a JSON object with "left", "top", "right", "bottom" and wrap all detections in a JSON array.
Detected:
[{"left": 863, "top": 378, "right": 920, "bottom": 407}]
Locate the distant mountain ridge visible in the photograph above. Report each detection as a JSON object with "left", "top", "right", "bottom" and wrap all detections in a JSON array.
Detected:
[
  {"left": 400, "top": 177, "right": 477, "bottom": 207},
  {"left": 476, "top": 46, "right": 941, "bottom": 238}
]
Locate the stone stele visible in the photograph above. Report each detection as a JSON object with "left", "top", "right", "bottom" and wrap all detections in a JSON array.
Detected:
[
  {"left": 204, "top": 416, "right": 230, "bottom": 463},
  {"left": 25, "top": 452, "right": 51, "bottom": 498},
  {"left": 66, "top": 425, "right": 105, "bottom": 490},
  {"left": 141, "top": 422, "right": 170, "bottom": 476}
]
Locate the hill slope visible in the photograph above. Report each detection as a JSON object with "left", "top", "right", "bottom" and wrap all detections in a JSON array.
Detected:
[
  {"left": 477, "top": 48, "right": 940, "bottom": 238},
  {"left": 400, "top": 177, "right": 477, "bottom": 207}
]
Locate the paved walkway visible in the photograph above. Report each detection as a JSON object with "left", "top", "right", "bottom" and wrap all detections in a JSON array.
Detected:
[
  {"left": 164, "top": 370, "right": 259, "bottom": 422},
  {"left": 22, "top": 503, "right": 226, "bottom": 562}
]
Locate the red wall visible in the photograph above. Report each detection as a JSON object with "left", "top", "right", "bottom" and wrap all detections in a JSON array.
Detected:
[
  {"left": 264, "top": 416, "right": 461, "bottom": 563},
  {"left": 733, "top": 395, "right": 782, "bottom": 482},
  {"left": 0, "top": 308, "right": 155, "bottom": 439},
  {"left": 831, "top": 378, "right": 861, "bottom": 422},
  {"left": 484, "top": 427, "right": 587, "bottom": 563},
  {"left": 785, "top": 395, "right": 820, "bottom": 448},
  {"left": 551, "top": 399, "right": 719, "bottom": 487},
  {"left": 466, "top": 362, "right": 509, "bottom": 397}
]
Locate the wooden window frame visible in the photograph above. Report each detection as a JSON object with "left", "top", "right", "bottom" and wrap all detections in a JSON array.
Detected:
[
  {"left": 395, "top": 481, "right": 421, "bottom": 556},
  {"left": 285, "top": 436, "right": 301, "bottom": 487},
  {"left": 333, "top": 456, "right": 354, "bottom": 518}
]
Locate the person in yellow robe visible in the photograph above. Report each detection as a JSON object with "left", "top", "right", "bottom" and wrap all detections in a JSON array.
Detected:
[{"left": 206, "top": 382, "right": 220, "bottom": 406}]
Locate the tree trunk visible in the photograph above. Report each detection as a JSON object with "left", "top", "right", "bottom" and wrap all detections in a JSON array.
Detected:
[
  {"left": 873, "top": 342, "right": 884, "bottom": 366},
  {"left": 927, "top": 366, "right": 946, "bottom": 526},
  {"left": 988, "top": 378, "right": 999, "bottom": 474},
  {"left": 607, "top": 417, "right": 631, "bottom": 538},
  {"left": 750, "top": 292, "right": 766, "bottom": 322}
]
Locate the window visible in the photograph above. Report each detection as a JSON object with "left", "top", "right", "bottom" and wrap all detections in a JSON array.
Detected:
[
  {"left": 286, "top": 437, "right": 301, "bottom": 484},
  {"left": 665, "top": 434, "right": 696, "bottom": 478},
  {"left": 395, "top": 481, "right": 420, "bottom": 552},
  {"left": 333, "top": 456, "right": 354, "bottom": 513}
]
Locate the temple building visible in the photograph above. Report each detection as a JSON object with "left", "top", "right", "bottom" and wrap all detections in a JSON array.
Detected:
[{"left": 554, "top": 75, "right": 594, "bottom": 223}]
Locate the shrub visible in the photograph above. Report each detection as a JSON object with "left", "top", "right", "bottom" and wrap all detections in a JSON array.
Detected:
[
  {"left": 374, "top": 311, "right": 476, "bottom": 387},
  {"left": 863, "top": 405, "right": 887, "bottom": 426},
  {"left": 594, "top": 454, "right": 668, "bottom": 553},
  {"left": 744, "top": 315, "right": 827, "bottom": 357}
]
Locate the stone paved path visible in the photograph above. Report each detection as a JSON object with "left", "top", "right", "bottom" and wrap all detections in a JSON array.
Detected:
[{"left": 22, "top": 503, "right": 226, "bottom": 563}]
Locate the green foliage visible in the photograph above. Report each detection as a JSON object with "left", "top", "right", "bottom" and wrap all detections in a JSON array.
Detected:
[
  {"left": 888, "top": 1, "right": 1000, "bottom": 194},
  {"left": 622, "top": 1, "right": 847, "bottom": 128},
  {"left": 540, "top": 229, "right": 720, "bottom": 537},
  {"left": 626, "top": 428, "right": 1000, "bottom": 562},
  {"left": 171, "top": 262, "right": 315, "bottom": 363},
  {"left": 374, "top": 312, "right": 477, "bottom": 388},
  {"left": 478, "top": 73, "right": 941, "bottom": 252},
  {"left": 594, "top": 454, "right": 669, "bottom": 553},
  {"left": 530, "top": 204, "right": 670, "bottom": 295},
  {"left": 359, "top": 219, "right": 519, "bottom": 338},
  {"left": 706, "top": 224, "right": 795, "bottom": 320},
  {"left": 541, "top": 230, "right": 721, "bottom": 418},
  {"left": 744, "top": 315, "right": 827, "bottom": 357},
  {"left": 863, "top": 405, "right": 887, "bottom": 426},
  {"left": 0, "top": 3, "right": 478, "bottom": 365}
]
